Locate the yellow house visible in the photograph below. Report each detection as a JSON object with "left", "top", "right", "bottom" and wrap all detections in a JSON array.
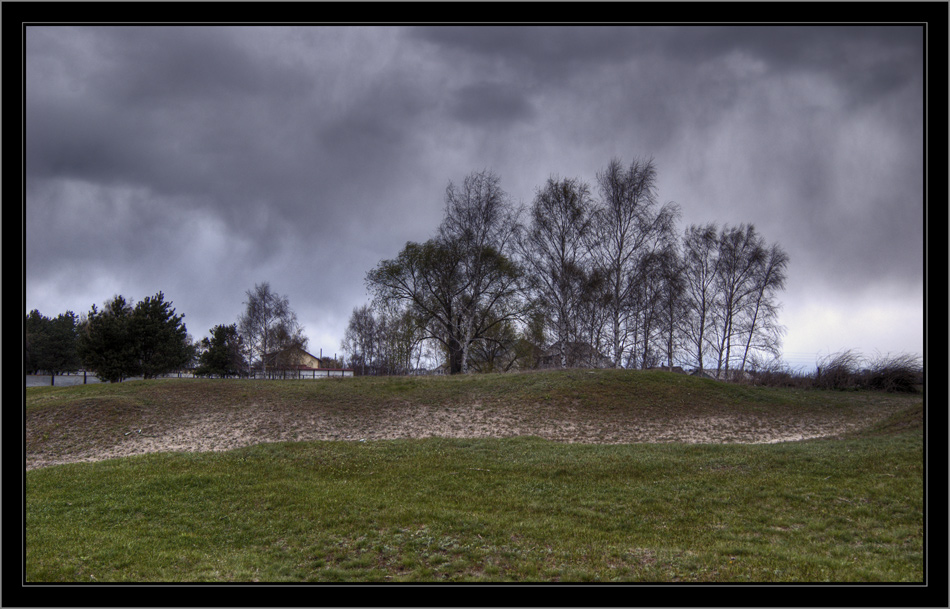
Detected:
[{"left": 263, "top": 346, "right": 322, "bottom": 373}]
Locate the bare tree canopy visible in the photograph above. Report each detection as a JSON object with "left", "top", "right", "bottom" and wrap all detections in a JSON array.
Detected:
[
  {"left": 438, "top": 169, "right": 523, "bottom": 373},
  {"left": 365, "top": 171, "right": 524, "bottom": 375},
  {"left": 517, "top": 176, "right": 596, "bottom": 369},
  {"left": 592, "top": 157, "right": 681, "bottom": 368},
  {"left": 679, "top": 224, "right": 788, "bottom": 375},
  {"left": 359, "top": 163, "right": 789, "bottom": 377}
]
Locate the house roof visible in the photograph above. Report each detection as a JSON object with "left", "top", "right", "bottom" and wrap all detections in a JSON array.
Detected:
[{"left": 264, "top": 346, "right": 321, "bottom": 360}]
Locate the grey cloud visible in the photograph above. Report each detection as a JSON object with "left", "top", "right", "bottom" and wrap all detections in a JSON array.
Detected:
[
  {"left": 27, "top": 25, "right": 436, "bottom": 261},
  {"left": 411, "top": 25, "right": 923, "bottom": 112},
  {"left": 411, "top": 26, "right": 647, "bottom": 70},
  {"left": 408, "top": 26, "right": 653, "bottom": 108},
  {"left": 84, "top": 26, "right": 309, "bottom": 106},
  {"left": 450, "top": 81, "right": 535, "bottom": 127},
  {"left": 656, "top": 26, "right": 922, "bottom": 105}
]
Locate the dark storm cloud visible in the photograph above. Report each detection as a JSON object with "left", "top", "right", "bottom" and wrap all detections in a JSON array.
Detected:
[
  {"left": 25, "top": 25, "right": 457, "bottom": 350},
  {"left": 26, "top": 26, "right": 304, "bottom": 179},
  {"left": 27, "top": 26, "right": 438, "bottom": 254},
  {"left": 24, "top": 24, "right": 926, "bottom": 362},
  {"left": 411, "top": 25, "right": 648, "bottom": 69},
  {"left": 413, "top": 24, "right": 922, "bottom": 111},
  {"left": 89, "top": 26, "right": 305, "bottom": 105}
]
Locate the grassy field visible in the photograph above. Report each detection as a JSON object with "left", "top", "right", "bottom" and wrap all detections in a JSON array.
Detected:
[{"left": 24, "top": 370, "right": 925, "bottom": 583}]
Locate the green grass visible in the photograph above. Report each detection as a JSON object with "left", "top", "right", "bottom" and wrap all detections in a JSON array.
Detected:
[
  {"left": 24, "top": 370, "right": 924, "bottom": 582},
  {"left": 23, "top": 368, "right": 909, "bottom": 417}
]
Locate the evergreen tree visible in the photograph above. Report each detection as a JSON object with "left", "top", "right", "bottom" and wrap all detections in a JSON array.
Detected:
[
  {"left": 24, "top": 309, "right": 48, "bottom": 374},
  {"left": 25, "top": 310, "right": 81, "bottom": 384},
  {"left": 78, "top": 296, "right": 137, "bottom": 382},
  {"left": 78, "top": 292, "right": 191, "bottom": 382},
  {"left": 131, "top": 292, "right": 192, "bottom": 379},
  {"left": 195, "top": 324, "right": 245, "bottom": 378}
]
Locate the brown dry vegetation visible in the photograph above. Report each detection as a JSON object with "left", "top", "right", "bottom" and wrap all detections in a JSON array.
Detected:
[{"left": 25, "top": 370, "right": 922, "bottom": 471}]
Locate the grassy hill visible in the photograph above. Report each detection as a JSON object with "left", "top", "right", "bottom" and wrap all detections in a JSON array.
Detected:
[
  {"left": 25, "top": 367, "right": 924, "bottom": 412},
  {"left": 24, "top": 369, "right": 924, "bottom": 585}
]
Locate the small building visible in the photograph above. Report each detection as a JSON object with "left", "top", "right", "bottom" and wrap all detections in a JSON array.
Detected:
[
  {"left": 258, "top": 346, "right": 354, "bottom": 379},
  {"left": 260, "top": 346, "right": 323, "bottom": 377}
]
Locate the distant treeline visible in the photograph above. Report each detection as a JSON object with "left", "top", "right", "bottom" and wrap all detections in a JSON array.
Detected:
[
  {"left": 26, "top": 160, "right": 921, "bottom": 391},
  {"left": 25, "top": 292, "right": 191, "bottom": 384},
  {"left": 24, "top": 282, "right": 334, "bottom": 384}
]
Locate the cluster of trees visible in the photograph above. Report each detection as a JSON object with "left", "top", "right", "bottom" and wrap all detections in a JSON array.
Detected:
[
  {"left": 340, "top": 304, "right": 429, "bottom": 376},
  {"left": 25, "top": 310, "right": 82, "bottom": 383},
  {"left": 162, "top": 282, "right": 310, "bottom": 379},
  {"left": 25, "top": 283, "right": 311, "bottom": 383},
  {"left": 347, "top": 160, "right": 789, "bottom": 376},
  {"left": 25, "top": 292, "right": 192, "bottom": 384},
  {"left": 125, "top": 282, "right": 310, "bottom": 379}
]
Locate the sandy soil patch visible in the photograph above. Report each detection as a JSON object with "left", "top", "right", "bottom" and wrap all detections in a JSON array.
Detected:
[{"left": 25, "top": 397, "right": 906, "bottom": 471}]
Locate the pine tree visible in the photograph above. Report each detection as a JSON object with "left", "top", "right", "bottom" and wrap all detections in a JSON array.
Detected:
[
  {"left": 25, "top": 310, "right": 81, "bottom": 384},
  {"left": 195, "top": 324, "right": 245, "bottom": 378},
  {"left": 78, "top": 296, "right": 137, "bottom": 382},
  {"left": 131, "top": 292, "right": 191, "bottom": 379},
  {"left": 78, "top": 292, "right": 191, "bottom": 382}
]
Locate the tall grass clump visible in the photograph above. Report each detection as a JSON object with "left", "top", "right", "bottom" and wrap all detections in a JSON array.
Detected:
[
  {"left": 749, "top": 351, "right": 922, "bottom": 393},
  {"left": 814, "top": 351, "right": 922, "bottom": 393},
  {"left": 814, "top": 350, "right": 865, "bottom": 391},
  {"left": 861, "top": 353, "right": 923, "bottom": 393},
  {"left": 747, "top": 357, "right": 812, "bottom": 389}
]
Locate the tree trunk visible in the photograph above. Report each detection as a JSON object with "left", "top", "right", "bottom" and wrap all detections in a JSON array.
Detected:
[
  {"left": 460, "top": 314, "right": 473, "bottom": 374},
  {"left": 448, "top": 335, "right": 464, "bottom": 374},
  {"left": 612, "top": 313, "right": 622, "bottom": 369}
]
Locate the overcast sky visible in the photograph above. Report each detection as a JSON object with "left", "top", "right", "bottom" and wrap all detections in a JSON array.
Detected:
[{"left": 24, "top": 25, "right": 926, "bottom": 371}]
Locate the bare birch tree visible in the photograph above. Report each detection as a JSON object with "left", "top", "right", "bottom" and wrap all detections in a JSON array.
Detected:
[
  {"left": 681, "top": 224, "right": 720, "bottom": 372},
  {"left": 713, "top": 224, "right": 767, "bottom": 376},
  {"left": 237, "top": 282, "right": 304, "bottom": 378},
  {"left": 517, "top": 176, "right": 596, "bottom": 368},
  {"left": 592, "top": 157, "right": 679, "bottom": 368},
  {"left": 341, "top": 304, "right": 378, "bottom": 375},
  {"left": 737, "top": 242, "right": 789, "bottom": 371},
  {"left": 655, "top": 244, "right": 686, "bottom": 368},
  {"left": 438, "top": 169, "right": 522, "bottom": 373}
]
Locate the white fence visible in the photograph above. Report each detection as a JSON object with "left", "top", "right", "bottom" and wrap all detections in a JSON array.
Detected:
[
  {"left": 26, "top": 372, "right": 117, "bottom": 387},
  {"left": 26, "top": 369, "right": 353, "bottom": 387},
  {"left": 247, "top": 369, "right": 354, "bottom": 379}
]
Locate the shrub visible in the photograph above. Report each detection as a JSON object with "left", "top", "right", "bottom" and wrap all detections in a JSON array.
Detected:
[
  {"left": 811, "top": 351, "right": 923, "bottom": 393},
  {"left": 814, "top": 350, "right": 863, "bottom": 391},
  {"left": 862, "top": 353, "right": 923, "bottom": 393}
]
